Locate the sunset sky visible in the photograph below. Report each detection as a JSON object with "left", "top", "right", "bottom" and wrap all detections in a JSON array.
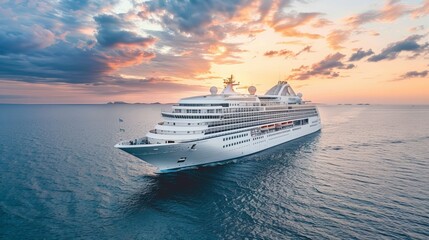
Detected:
[{"left": 0, "top": 0, "right": 428, "bottom": 104}]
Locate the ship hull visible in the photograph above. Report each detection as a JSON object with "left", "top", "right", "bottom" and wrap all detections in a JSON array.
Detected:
[{"left": 116, "top": 116, "right": 321, "bottom": 173}]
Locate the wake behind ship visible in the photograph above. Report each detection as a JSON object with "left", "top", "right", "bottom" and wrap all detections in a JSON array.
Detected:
[{"left": 115, "top": 76, "right": 321, "bottom": 173}]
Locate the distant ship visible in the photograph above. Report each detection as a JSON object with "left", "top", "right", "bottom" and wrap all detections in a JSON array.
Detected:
[{"left": 115, "top": 76, "right": 322, "bottom": 173}]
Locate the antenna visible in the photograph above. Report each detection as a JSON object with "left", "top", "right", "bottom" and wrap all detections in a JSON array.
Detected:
[{"left": 223, "top": 74, "right": 239, "bottom": 86}]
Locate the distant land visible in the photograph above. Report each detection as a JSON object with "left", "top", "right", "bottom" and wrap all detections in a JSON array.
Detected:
[
  {"left": 106, "top": 101, "right": 166, "bottom": 105},
  {"left": 337, "top": 103, "right": 370, "bottom": 105}
]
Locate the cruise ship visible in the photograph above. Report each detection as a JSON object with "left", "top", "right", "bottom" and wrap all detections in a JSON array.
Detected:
[{"left": 115, "top": 76, "right": 321, "bottom": 173}]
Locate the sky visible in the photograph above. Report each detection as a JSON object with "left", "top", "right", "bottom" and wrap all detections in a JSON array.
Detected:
[{"left": 0, "top": 0, "right": 428, "bottom": 104}]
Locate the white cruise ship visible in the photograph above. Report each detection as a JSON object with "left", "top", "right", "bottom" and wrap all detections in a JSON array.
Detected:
[{"left": 115, "top": 76, "right": 321, "bottom": 173}]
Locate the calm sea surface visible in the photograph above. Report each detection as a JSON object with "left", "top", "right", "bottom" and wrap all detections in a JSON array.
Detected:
[{"left": 0, "top": 104, "right": 428, "bottom": 239}]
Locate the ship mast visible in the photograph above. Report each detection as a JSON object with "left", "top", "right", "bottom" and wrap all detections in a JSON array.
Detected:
[
  {"left": 222, "top": 74, "right": 239, "bottom": 94},
  {"left": 223, "top": 75, "right": 239, "bottom": 86}
]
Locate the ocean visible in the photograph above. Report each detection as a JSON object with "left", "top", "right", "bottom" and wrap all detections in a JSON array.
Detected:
[{"left": 0, "top": 104, "right": 428, "bottom": 239}]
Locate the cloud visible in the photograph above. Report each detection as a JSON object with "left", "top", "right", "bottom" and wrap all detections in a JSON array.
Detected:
[
  {"left": 94, "top": 14, "right": 156, "bottom": 48},
  {"left": 345, "top": 0, "right": 411, "bottom": 28},
  {"left": 349, "top": 48, "right": 374, "bottom": 61},
  {"left": 409, "top": 25, "right": 425, "bottom": 32},
  {"left": 263, "top": 46, "right": 311, "bottom": 58},
  {"left": 331, "top": 0, "right": 428, "bottom": 50},
  {"left": 264, "top": 49, "right": 295, "bottom": 58},
  {"left": 0, "top": 39, "right": 155, "bottom": 84},
  {"left": 412, "top": 0, "right": 429, "bottom": 18},
  {"left": 0, "top": 25, "right": 56, "bottom": 54},
  {"left": 0, "top": 1, "right": 158, "bottom": 86},
  {"left": 295, "top": 46, "right": 312, "bottom": 56},
  {"left": 311, "top": 18, "right": 332, "bottom": 28},
  {"left": 399, "top": 70, "right": 428, "bottom": 80},
  {"left": 287, "top": 52, "right": 355, "bottom": 80},
  {"left": 270, "top": 12, "right": 323, "bottom": 39},
  {"left": 91, "top": 76, "right": 208, "bottom": 94},
  {"left": 368, "top": 35, "right": 429, "bottom": 62},
  {"left": 141, "top": 0, "right": 254, "bottom": 38},
  {"left": 327, "top": 30, "right": 351, "bottom": 50}
]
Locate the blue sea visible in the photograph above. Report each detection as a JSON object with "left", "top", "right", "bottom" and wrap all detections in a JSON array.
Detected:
[{"left": 1, "top": 104, "right": 428, "bottom": 239}]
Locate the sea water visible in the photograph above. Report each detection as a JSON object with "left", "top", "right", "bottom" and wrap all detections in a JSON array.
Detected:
[{"left": 0, "top": 104, "right": 428, "bottom": 239}]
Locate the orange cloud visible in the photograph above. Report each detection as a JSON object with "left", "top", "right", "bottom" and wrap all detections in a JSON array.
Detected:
[
  {"left": 105, "top": 50, "right": 155, "bottom": 69},
  {"left": 269, "top": 12, "right": 323, "bottom": 39},
  {"left": 412, "top": 0, "right": 429, "bottom": 18},
  {"left": 327, "top": 30, "right": 351, "bottom": 50},
  {"left": 345, "top": 0, "right": 411, "bottom": 27}
]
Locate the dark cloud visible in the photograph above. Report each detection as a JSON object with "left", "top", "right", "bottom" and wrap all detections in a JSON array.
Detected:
[
  {"left": 399, "top": 70, "right": 428, "bottom": 79},
  {"left": 94, "top": 14, "right": 156, "bottom": 48},
  {"left": 0, "top": 46, "right": 102, "bottom": 83},
  {"left": 0, "top": 38, "right": 155, "bottom": 84},
  {"left": 349, "top": 48, "right": 374, "bottom": 61},
  {"left": 368, "top": 35, "right": 429, "bottom": 62},
  {"left": 142, "top": 0, "right": 253, "bottom": 37},
  {"left": 0, "top": 25, "right": 56, "bottom": 54},
  {"left": 61, "top": 0, "right": 90, "bottom": 11},
  {"left": 0, "top": 0, "right": 157, "bottom": 86},
  {"left": 287, "top": 53, "right": 355, "bottom": 80}
]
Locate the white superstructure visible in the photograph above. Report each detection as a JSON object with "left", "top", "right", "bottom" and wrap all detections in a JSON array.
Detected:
[{"left": 115, "top": 76, "right": 321, "bottom": 173}]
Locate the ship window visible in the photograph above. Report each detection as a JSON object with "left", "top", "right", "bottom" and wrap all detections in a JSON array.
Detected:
[{"left": 191, "top": 144, "right": 197, "bottom": 150}]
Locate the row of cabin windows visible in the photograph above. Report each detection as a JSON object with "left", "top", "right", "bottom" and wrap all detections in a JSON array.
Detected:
[
  {"left": 178, "top": 103, "right": 229, "bottom": 107},
  {"left": 223, "top": 133, "right": 248, "bottom": 141},
  {"left": 222, "top": 108, "right": 316, "bottom": 119},
  {"left": 162, "top": 113, "right": 221, "bottom": 119},
  {"left": 293, "top": 119, "right": 309, "bottom": 126},
  {"left": 253, "top": 136, "right": 264, "bottom": 141},
  {"left": 223, "top": 139, "right": 251, "bottom": 148},
  {"left": 164, "top": 107, "right": 315, "bottom": 120},
  {"left": 173, "top": 107, "right": 262, "bottom": 114},
  {"left": 210, "top": 110, "right": 317, "bottom": 127},
  {"left": 206, "top": 114, "right": 317, "bottom": 134},
  {"left": 173, "top": 109, "right": 223, "bottom": 114},
  {"left": 158, "top": 130, "right": 202, "bottom": 134},
  {"left": 157, "top": 114, "right": 314, "bottom": 136},
  {"left": 209, "top": 112, "right": 316, "bottom": 130},
  {"left": 230, "top": 103, "right": 260, "bottom": 107}
]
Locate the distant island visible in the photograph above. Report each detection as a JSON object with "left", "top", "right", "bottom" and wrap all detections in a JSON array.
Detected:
[
  {"left": 338, "top": 103, "right": 370, "bottom": 105},
  {"left": 107, "top": 101, "right": 163, "bottom": 105}
]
